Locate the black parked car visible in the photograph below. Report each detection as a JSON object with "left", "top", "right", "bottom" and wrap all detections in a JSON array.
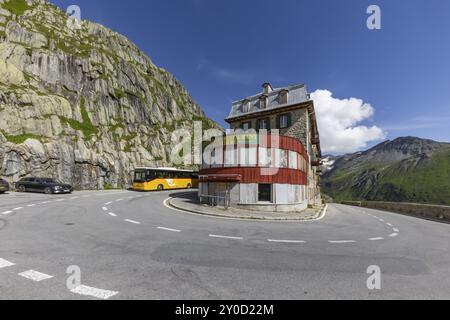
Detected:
[
  {"left": 15, "top": 177, "right": 73, "bottom": 194},
  {"left": 0, "top": 178, "right": 9, "bottom": 194}
]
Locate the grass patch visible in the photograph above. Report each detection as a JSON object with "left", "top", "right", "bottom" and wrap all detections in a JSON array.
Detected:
[
  {"left": 59, "top": 98, "right": 99, "bottom": 140},
  {"left": 0, "top": 130, "right": 43, "bottom": 144},
  {"left": 2, "top": 0, "right": 31, "bottom": 16}
]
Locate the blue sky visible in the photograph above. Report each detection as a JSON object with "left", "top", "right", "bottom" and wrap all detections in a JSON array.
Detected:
[{"left": 51, "top": 0, "right": 450, "bottom": 154}]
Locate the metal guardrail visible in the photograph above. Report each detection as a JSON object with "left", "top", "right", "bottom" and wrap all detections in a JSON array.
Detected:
[{"left": 199, "top": 193, "right": 231, "bottom": 210}]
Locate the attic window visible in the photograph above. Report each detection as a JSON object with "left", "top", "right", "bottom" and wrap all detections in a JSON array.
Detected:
[
  {"left": 241, "top": 100, "right": 250, "bottom": 113},
  {"left": 279, "top": 90, "right": 289, "bottom": 105}
]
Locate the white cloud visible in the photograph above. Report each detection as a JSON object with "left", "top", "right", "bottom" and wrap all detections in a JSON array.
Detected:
[{"left": 311, "top": 89, "right": 386, "bottom": 154}]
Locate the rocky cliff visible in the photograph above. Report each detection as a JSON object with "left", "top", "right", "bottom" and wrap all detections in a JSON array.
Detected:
[
  {"left": 0, "top": 0, "right": 218, "bottom": 189},
  {"left": 321, "top": 137, "right": 450, "bottom": 205}
]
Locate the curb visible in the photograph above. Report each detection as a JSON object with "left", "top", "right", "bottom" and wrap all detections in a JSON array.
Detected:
[{"left": 167, "top": 197, "right": 327, "bottom": 222}]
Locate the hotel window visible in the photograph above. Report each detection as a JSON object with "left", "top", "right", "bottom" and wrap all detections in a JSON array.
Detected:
[
  {"left": 279, "top": 90, "right": 289, "bottom": 104},
  {"left": 257, "top": 118, "right": 270, "bottom": 130},
  {"left": 277, "top": 114, "right": 291, "bottom": 129},
  {"left": 241, "top": 121, "right": 251, "bottom": 130},
  {"left": 239, "top": 146, "right": 257, "bottom": 167},
  {"left": 258, "top": 184, "right": 272, "bottom": 203},
  {"left": 275, "top": 149, "right": 288, "bottom": 168},
  {"left": 258, "top": 147, "right": 273, "bottom": 167},
  {"left": 289, "top": 151, "right": 298, "bottom": 169},
  {"left": 259, "top": 95, "right": 268, "bottom": 109},
  {"left": 241, "top": 100, "right": 250, "bottom": 113}
]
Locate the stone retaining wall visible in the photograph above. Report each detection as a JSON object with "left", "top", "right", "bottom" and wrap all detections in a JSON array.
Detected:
[{"left": 341, "top": 201, "right": 450, "bottom": 223}]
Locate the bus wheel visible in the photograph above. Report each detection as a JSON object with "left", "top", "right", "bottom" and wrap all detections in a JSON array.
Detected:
[
  {"left": 187, "top": 183, "right": 192, "bottom": 189},
  {"left": 157, "top": 184, "right": 164, "bottom": 191}
]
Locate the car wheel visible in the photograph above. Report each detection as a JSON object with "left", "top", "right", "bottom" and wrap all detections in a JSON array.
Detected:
[
  {"left": 44, "top": 187, "right": 53, "bottom": 194},
  {"left": 157, "top": 184, "right": 164, "bottom": 191},
  {"left": 18, "top": 185, "right": 26, "bottom": 193}
]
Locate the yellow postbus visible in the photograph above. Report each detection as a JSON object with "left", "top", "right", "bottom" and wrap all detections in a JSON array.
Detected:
[{"left": 132, "top": 167, "right": 199, "bottom": 191}]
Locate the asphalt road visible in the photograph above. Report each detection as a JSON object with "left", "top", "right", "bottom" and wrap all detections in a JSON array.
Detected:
[{"left": 0, "top": 189, "right": 449, "bottom": 300}]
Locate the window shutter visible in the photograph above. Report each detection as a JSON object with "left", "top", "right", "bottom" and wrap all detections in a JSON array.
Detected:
[
  {"left": 287, "top": 113, "right": 292, "bottom": 127},
  {"left": 276, "top": 116, "right": 280, "bottom": 129},
  {"left": 256, "top": 119, "right": 260, "bottom": 130},
  {"left": 267, "top": 118, "right": 271, "bottom": 130}
]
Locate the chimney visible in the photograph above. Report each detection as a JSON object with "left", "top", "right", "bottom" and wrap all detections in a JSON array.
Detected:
[{"left": 262, "top": 83, "right": 273, "bottom": 94}]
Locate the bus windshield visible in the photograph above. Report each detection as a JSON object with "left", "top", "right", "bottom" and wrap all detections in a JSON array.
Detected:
[{"left": 134, "top": 171, "right": 147, "bottom": 182}]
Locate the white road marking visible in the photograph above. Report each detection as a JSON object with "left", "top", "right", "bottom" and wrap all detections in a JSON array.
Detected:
[
  {"left": 105, "top": 201, "right": 112, "bottom": 205},
  {"left": 379, "top": 219, "right": 385, "bottom": 222},
  {"left": 82, "top": 195, "right": 90, "bottom": 198},
  {"left": 116, "top": 199, "right": 124, "bottom": 202},
  {"left": 70, "top": 196, "right": 79, "bottom": 200},
  {"left": 393, "top": 228, "right": 400, "bottom": 233},
  {"left": 369, "top": 237, "right": 384, "bottom": 241},
  {"left": 13, "top": 207, "right": 23, "bottom": 211},
  {"left": 27, "top": 204, "right": 36, "bottom": 207},
  {"left": 1, "top": 211, "right": 13, "bottom": 215},
  {"left": 55, "top": 199, "right": 66, "bottom": 202},
  {"left": 124, "top": 219, "right": 141, "bottom": 225},
  {"left": 389, "top": 233, "right": 399, "bottom": 238},
  {"left": 0, "top": 258, "right": 15, "bottom": 268},
  {"left": 328, "top": 240, "right": 357, "bottom": 244},
  {"left": 102, "top": 207, "right": 108, "bottom": 211},
  {"left": 209, "top": 234, "right": 244, "bottom": 240},
  {"left": 386, "top": 223, "right": 393, "bottom": 227},
  {"left": 108, "top": 212, "right": 117, "bottom": 217},
  {"left": 70, "top": 285, "right": 118, "bottom": 300},
  {"left": 18, "top": 270, "right": 53, "bottom": 282},
  {"left": 268, "top": 239, "right": 306, "bottom": 244},
  {"left": 41, "top": 201, "right": 50, "bottom": 204},
  {"left": 157, "top": 226, "right": 181, "bottom": 233}
]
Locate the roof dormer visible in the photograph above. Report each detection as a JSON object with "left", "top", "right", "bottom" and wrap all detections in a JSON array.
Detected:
[{"left": 241, "top": 99, "right": 250, "bottom": 113}]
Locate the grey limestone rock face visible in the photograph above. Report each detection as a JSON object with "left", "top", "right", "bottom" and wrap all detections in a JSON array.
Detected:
[{"left": 0, "top": 0, "right": 219, "bottom": 189}]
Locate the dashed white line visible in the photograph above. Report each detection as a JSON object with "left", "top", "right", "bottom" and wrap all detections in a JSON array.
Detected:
[
  {"left": 105, "top": 201, "right": 112, "bottom": 205},
  {"left": 0, "top": 258, "right": 15, "bottom": 268},
  {"left": 389, "top": 233, "right": 399, "bottom": 238},
  {"left": 328, "top": 240, "right": 357, "bottom": 244},
  {"left": 209, "top": 234, "right": 244, "bottom": 240},
  {"left": 157, "top": 226, "right": 181, "bottom": 233},
  {"left": 27, "top": 204, "right": 36, "bottom": 207},
  {"left": 369, "top": 237, "right": 384, "bottom": 241},
  {"left": 13, "top": 207, "right": 23, "bottom": 211},
  {"left": 41, "top": 201, "right": 50, "bottom": 204},
  {"left": 124, "top": 219, "right": 141, "bottom": 225},
  {"left": 70, "top": 285, "right": 118, "bottom": 300},
  {"left": 393, "top": 228, "right": 400, "bottom": 233},
  {"left": 116, "top": 199, "right": 123, "bottom": 202},
  {"left": 268, "top": 239, "right": 306, "bottom": 244},
  {"left": 18, "top": 270, "right": 53, "bottom": 282},
  {"left": 108, "top": 212, "right": 117, "bottom": 217},
  {"left": 386, "top": 223, "right": 393, "bottom": 227},
  {"left": 102, "top": 207, "right": 108, "bottom": 211},
  {"left": 1, "top": 211, "right": 13, "bottom": 215}
]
